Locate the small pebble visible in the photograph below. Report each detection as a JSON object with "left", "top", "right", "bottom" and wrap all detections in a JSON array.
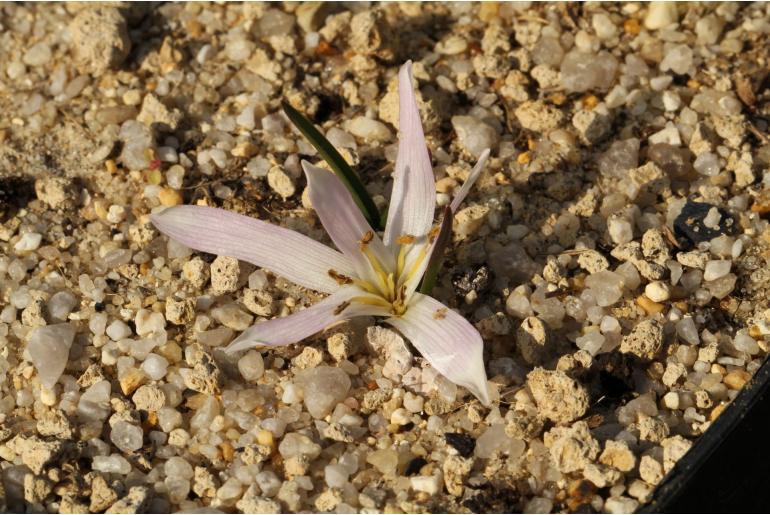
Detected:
[
  {"left": 295, "top": 366, "right": 350, "bottom": 419},
  {"left": 703, "top": 260, "right": 731, "bottom": 281},
  {"left": 451, "top": 116, "right": 499, "bottom": 158},
  {"left": 723, "top": 370, "right": 750, "bottom": 390},
  {"left": 645, "top": 281, "right": 671, "bottom": 302},
  {"left": 410, "top": 474, "right": 442, "bottom": 495},
  {"left": 92, "top": 454, "right": 132, "bottom": 475},
  {"left": 267, "top": 167, "right": 296, "bottom": 198},
  {"left": 159, "top": 188, "right": 183, "bottom": 206},
  {"left": 14, "top": 233, "right": 42, "bottom": 252},
  {"left": 663, "top": 392, "right": 680, "bottom": 410},
  {"left": 238, "top": 350, "right": 265, "bottom": 382},
  {"left": 106, "top": 320, "right": 132, "bottom": 340},
  {"left": 142, "top": 353, "right": 169, "bottom": 380},
  {"left": 110, "top": 421, "right": 144, "bottom": 452}
]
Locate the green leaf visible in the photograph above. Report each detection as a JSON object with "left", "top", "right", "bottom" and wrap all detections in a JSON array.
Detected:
[
  {"left": 419, "top": 206, "right": 453, "bottom": 295},
  {"left": 282, "top": 101, "right": 381, "bottom": 229}
]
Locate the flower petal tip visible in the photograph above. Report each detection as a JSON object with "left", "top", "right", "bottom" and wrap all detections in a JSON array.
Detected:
[
  {"left": 468, "top": 376, "right": 492, "bottom": 407},
  {"left": 224, "top": 336, "right": 257, "bottom": 355},
  {"left": 386, "top": 294, "right": 490, "bottom": 405},
  {"left": 148, "top": 207, "right": 167, "bottom": 222},
  {"left": 384, "top": 59, "right": 435, "bottom": 244},
  {"left": 299, "top": 158, "right": 314, "bottom": 174},
  {"left": 148, "top": 206, "right": 179, "bottom": 233}
]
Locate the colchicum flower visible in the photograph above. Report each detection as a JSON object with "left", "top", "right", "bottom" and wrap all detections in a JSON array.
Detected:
[{"left": 151, "top": 62, "right": 492, "bottom": 404}]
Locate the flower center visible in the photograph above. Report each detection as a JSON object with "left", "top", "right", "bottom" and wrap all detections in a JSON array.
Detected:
[
  {"left": 356, "top": 231, "right": 430, "bottom": 316},
  {"left": 328, "top": 230, "right": 438, "bottom": 316}
]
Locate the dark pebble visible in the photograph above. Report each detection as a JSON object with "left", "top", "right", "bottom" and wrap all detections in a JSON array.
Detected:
[
  {"left": 594, "top": 352, "right": 635, "bottom": 399},
  {"left": 673, "top": 200, "right": 737, "bottom": 249},
  {"left": 452, "top": 265, "right": 492, "bottom": 297},
  {"left": 463, "top": 487, "right": 520, "bottom": 514},
  {"left": 397, "top": 421, "right": 415, "bottom": 432},
  {"left": 445, "top": 432, "right": 476, "bottom": 458},
  {"left": 405, "top": 456, "right": 427, "bottom": 476}
]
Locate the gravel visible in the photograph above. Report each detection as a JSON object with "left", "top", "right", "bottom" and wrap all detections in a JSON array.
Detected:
[
  {"left": 2, "top": 2, "right": 770, "bottom": 513},
  {"left": 25, "top": 323, "right": 76, "bottom": 390}
]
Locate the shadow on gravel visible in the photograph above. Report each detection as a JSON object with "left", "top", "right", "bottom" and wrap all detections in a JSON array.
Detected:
[{"left": 0, "top": 176, "right": 35, "bottom": 223}]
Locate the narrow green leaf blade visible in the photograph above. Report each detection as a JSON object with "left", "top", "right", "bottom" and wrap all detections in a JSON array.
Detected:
[
  {"left": 419, "top": 206, "right": 453, "bottom": 295},
  {"left": 282, "top": 101, "right": 381, "bottom": 229}
]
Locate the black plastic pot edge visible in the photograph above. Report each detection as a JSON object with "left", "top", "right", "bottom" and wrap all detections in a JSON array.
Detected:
[{"left": 638, "top": 355, "right": 770, "bottom": 513}]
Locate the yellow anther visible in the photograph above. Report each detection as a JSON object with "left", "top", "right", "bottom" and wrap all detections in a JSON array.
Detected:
[
  {"left": 333, "top": 300, "right": 351, "bottom": 315},
  {"left": 358, "top": 230, "right": 374, "bottom": 251},
  {"left": 396, "top": 234, "right": 416, "bottom": 245},
  {"left": 433, "top": 307, "right": 447, "bottom": 320},
  {"left": 328, "top": 269, "right": 353, "bottom": 285}
]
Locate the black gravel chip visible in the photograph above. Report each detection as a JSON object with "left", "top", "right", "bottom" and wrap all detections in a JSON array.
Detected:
[
  {"left": 444, "top": 432, "right": 476, "bottom": 458},
  {"left": 452, "top": 265, "right": 492, "bottom": 297},
  {"left": 673, "top": 200, "right": 737, "bottom": 248},
  {"left": 405, "top": 456, "right": 427, "bottom": 476}
]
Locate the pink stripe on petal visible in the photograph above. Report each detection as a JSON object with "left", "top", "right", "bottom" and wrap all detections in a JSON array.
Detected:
[
  {"left": 303, "top": 161, "right": 394, "bottom": 277},
  {"left": 387, "top": 293, "right": 490, "bottom": 405},
  {"left": 225, "top": 285, "right": 391, "bottom": 353},
  {"left": 384, "top": 61, "right": 436, "bottom": 247},
  {"left": 151, "top": 205, "right": 354, "bottom": 294},
  {"left": 449, "top": 148, "right": 490, "bottom": 213}
]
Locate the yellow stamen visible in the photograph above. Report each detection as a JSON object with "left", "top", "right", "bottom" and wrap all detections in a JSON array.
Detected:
[
  {"left": 352, "top": 278, "right": 379, "bottom": 295},
  {"left": 347, "top": 228, "right": 432, "bottom": 317},
  {"left": 402, "top": 244, "right": 429, "bottom": 284},
  {"left": 396, "top": 244, "right": 408, "bottom": 278},
  {"left": 363, "top": 247, "right": 391, "bottom": 296},
  {"left": 433, "top": 307, "right": 447, "bottom": 320},
  {"left": 385, "top": 273, "right": 396, "bottom": 301},
  {"left": 391, "top": 287, "right": 408, "bottom": 315},
  {"left": 350, "top": 296, "right": 392, "bottom": 309}
]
